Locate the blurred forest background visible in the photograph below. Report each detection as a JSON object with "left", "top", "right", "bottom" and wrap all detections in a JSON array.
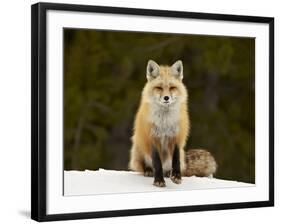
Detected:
[{"left": 63, "top": 29, "right": 255, "bottom": 183}]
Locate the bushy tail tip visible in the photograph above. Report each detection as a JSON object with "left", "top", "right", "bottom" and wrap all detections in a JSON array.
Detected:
[{"left": 184, "top": 149, "right": 217, "bottom": 177}]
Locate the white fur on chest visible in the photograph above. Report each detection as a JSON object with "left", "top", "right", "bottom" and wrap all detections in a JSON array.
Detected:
[{"left": 149, "top": 104, "right": 180, "bottom": 139}]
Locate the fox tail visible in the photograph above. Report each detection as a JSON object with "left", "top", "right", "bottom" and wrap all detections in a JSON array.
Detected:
[{"left": 184, "top": 149, "right": 217, "bottom": 178}]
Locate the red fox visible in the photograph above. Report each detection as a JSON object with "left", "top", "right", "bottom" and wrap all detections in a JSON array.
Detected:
[{"left": 129, "top": 60, "right": 217, "bottom": 187}]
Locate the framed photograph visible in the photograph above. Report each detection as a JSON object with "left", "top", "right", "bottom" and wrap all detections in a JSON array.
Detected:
[{"left": 31, "top": 2, "right": 274, "bottom": 222}]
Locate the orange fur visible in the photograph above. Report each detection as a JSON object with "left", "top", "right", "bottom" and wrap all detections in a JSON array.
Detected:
[{"left": 129, "top": 60, "right": 190, "bottom": 175}]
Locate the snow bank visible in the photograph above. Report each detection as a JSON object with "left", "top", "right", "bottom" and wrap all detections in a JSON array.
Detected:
[{"left": 64, "top": 169, "right": 254, "bottom": 196}]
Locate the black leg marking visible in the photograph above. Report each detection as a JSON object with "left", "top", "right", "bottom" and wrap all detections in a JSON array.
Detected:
[
  {"left": 152, "top": 147, "right": 165, "bottom": 187},
  {"left": 171, "top": 145, "right": 182, "bottom": 184}
]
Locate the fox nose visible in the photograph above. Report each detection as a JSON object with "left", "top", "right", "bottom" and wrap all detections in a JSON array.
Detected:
[{"left": 164, "top": 96, "right": 169, "bottom": 101}]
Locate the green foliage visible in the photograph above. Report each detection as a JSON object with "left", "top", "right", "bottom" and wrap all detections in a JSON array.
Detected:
[{"left": 64, "top": 29, "right": 255, "bottom": 183}]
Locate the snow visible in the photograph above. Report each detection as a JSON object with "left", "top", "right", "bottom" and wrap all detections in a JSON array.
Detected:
[{"left": 64, "top": 169, "right": 254, "bottom": 196}]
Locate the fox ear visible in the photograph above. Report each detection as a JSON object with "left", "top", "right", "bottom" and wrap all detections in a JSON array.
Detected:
[
  {"left": 146, "top": 60, "right": 160, "bottom": 81},
  {"left": 171, "top": 60, "right": 183, "bottom": 80}
]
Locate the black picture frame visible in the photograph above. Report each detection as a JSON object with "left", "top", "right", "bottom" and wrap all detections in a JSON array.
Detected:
[{"left": 31, "top": 2, "right": 274, "bottom": 222}]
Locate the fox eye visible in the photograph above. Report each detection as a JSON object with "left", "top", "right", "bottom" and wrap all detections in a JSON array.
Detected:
[
  {"left": 170, "top": 86, "right": 177, "bottom": 91},
  {"left": 155, "top": 86, "right": 163, "bottom": 91}
]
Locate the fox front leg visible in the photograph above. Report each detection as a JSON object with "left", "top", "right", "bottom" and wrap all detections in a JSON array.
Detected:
[
  {"left": 171, "top": 145, "right": 182, "bottom": 184},
  {"left": 152, "top": 146, "right": 165, "bottom": 187}
]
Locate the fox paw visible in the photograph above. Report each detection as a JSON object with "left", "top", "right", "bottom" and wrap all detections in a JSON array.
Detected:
[
  {"left": 144, "top": 167, "right": 153, "bottom": 177},
  {"left": 164, "top": 170, "right": 171, "bottom": 177},
  {"left": 171, "top": 172, "right": 182, "bottom": 184},
  {"left": 153, "top": 179, "right": 166, "bottom": 187}
]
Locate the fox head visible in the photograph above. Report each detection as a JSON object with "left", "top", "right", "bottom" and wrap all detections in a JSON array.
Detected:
[{"left": 142, "top": 60, "right": 187, "bottom": 107}]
